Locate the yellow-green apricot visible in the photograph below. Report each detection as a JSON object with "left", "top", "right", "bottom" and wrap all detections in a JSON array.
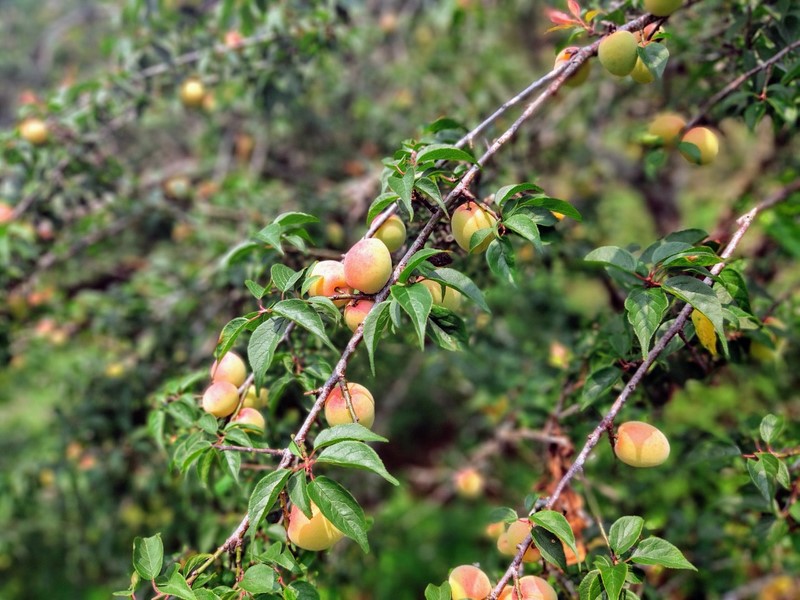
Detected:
[
  {"left": 497, "top": 519, "right": 540, "bottom": 563},
  {"left": 202, "top": 381, "right": 240, "bottom": 418},
  {"left": 453, "top": 467, "right": 484, "bottom": 498},
  {"left": 630, "top": 55, "right": 654, "bottom": 83},
  {"left": 679, "top": 126, "right": 719, "bottom": 165},
  {"left": 598, "top": 30, "right": 638, "bottom": 77},
  {"left": 307, "top": 260, "right": 351, "bottom": 307},
  {"left": 451, "top": 201, "right": 497, "bottom": 253},
  {"left": 420, "top": 279, "right": 463, "bottom": 311},
  {"left": 372, "top": 214, "right": 407, "bottom": 252},
  {"left": 210, "top": 351, "right": 247, "bottom": 387},
  {"left": 230, "top": 407, "right": 266, "bottom": 433},
  {"left": 287, "top": 502, "right": 344, "bottom": 551},
  {"left": 243, "top": 385, "right": 269, "bottom": 408},
  {"left": 553, "top": 46, "right": 591, "bottom": 87},
  {"left": 180, "top": 77, "right": 205, "bottom": 107},
  {"left": 343, "top": 299, "right": 374, "bottom": 332},
  {"left": 448, "top": 565, "right": 492, "bottom": 600},
  {"left": 648, "top": 112, "right": 686, "bottom": 146},
  {"left": 343, "top": 238, "right": 393, "bottom": 293},
  {"left": 614, "top": 421, "right": 670, "bottom": 467},
  {"left": 324, "top": 382, "right": 375, "bottom": 428},
  {"left": 644, "top": 0, "right": 682, "bottom": 17},
  {"left": 20, "top": 117, "right": 49, "bottom": 145},
  {"left": 499, "top": 576, "right": 558, "bottom": 600}
]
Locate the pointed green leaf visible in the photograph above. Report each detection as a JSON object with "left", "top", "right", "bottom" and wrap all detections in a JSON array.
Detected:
[
  {"left": 585, "top": 246, "right": 639, "bottom": 273},
  {"left": 314, "top": 423, "right": 389, "bottom": 449},
  {"left": 307, "top": 476, "right": 369, "bottom": 552},
  {"left": 530, "top": 510, "right": 578, "bottom": 559},
  {"left": 531, "top": 525, "right": 567, "bottom": 571},
  {"left": 272, "top": 299, "right": 335, "bottom": 350},
  {"left": 759, "top": 414, "right": 784, "bottom": 445},
  {"left": 495, "top": 182, "right": 543, "bottom": 207},
  {"left": 399, "top": 248, "right": 447, "bottom": 283},
  {"left": 625, "top": 288, "right": 669, "bottom": 358},
  {"left": 391, "top": 283, "right": 433, "bottom": 349},
  {"left": 637, "top": 43, "right": 669, "bottom": 79},
  {"left": 486, "top": 238, "right": 516, "bottom": 286},
  {"left": 578, "top": 570, "right": 603, "bottom": 600},
  {"left": 504, "top": 214, "right": 542, "bottom": 251},
  {"left": 425, "top": 582, "right": 452, "bottom": 600},
  {"left": 244, "top": 279, "right": 267, "bottom": 299},
  {"left": 316, "top": 441, "right": 399, "bottom": 485},
  {"left": 362, "top": 300, "right": 392, "bottom": 375},
  {"left": 239, "top": 564, "right": 276, "bottom": 594},
  {"left": 222, "top": 449, "right": 241, "bottom": 483},
  {"left": 271, "top": 264, "right": 303, "bottom": 292},
  {"left": 599, "top": 563, "right": 628, "bottom": 600},
  {"left": 156, "top": 568, "right": 197, "bottom": 600},
  {"left": 581, "top": 366, "right": 622, "bottom": 409},
  {"left": 718, "top": 267, "right": 752, "bottom": 312},
  {"left": 426, "top": 268, "right": 489, "bottom": 312},
  {"left": 288, "top": 471, "right": 312, "bottom": 518},
  {"left": 247, "top": 468, "right": 292, "bottom": 534},
  {"left": 525, "top": 196, "right": 582, "bottom": 221},
  {"left": 415, "top": 143, "right": 476, "bottom": 164},
  {"left": 388, "top": 168, "right": 415, "bottom": 217},
  {"left": 608, "top": 516, "right": 644, "bottom": 555},
  {"left": 415, "top": 177, "right": 446, "bottom": 212},
  {"left": 748, "top": 455, "right": 777, "bottom": 502},
  {"left": 630, "top": 537, "right": 697, "bottom": 570},
  {"left": 274, "top": 212, "right": 319, "bottom": 227},
  {"left": 366, "top": 193, "right": 401, "bottom": 224},
  {"left": 215, "top": 317, "right": 250, "bottom": 359},
  {"left": 649, "top": 242, "right": 692, "bottom": 265},
  {"left": 662, "top": 276, "right": 727, "bottom": 355},
  {"left": 133, "top": 534, "right": 163, "bottom": 580},
  {"left": 255, "top": 223, "right": 284, "bottom": 254},
  {"left": 248, "top": 317, "right": 289, "bottom": 390}
]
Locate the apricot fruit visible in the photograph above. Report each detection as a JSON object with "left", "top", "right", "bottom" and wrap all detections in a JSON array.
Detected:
[
  {"left": 287, "top": 502, "right": 344, "bottom": 551},
  {"left": 230, "top": 407, "right": 266, "bottom": 432},
  {"left": 210, "top": 351, "right": 247, "bottom": 387},
  {"left": 451, "top": 201, "right": 497, "bottom": 253},
  {"left": 554, "top": 47, "right": 591, "bottom": 87},
  {"left": 20, "top": 117, "right": 49, "bottom": 145},
  {"left": 420, "top": 279, "right": 463, "bottom": 311},
  {"left": 598, "top": 31, "right": 638, "bottom": 76},
  {"left": 372, "top": 214, "right": 406, "bottom": 252},
  {"left": 0, "top": 202, "right": 14, "bottom": 224},
  {"left": 180, "top": 77, "right": 206, "bottom": 108},
  {"left": 453, "top": 467, "right": 484, "bottom": 498},
  {"left": 644, "top": 0, "right": 682, "bottom": 17},
  {"left": 324, "top": 382, "right": 375, "bottom": 428},
  {"left": 498, "top": 576, "right": 558, "bottom": 600},
  {"left": 630, "top": 56, "right": 654, "bottom": 83},
  {"left": 343, "top": 238, "right": 393, "bottom": 293},
  {"left": 344, "top": 299, "right": 374, "bottom": 332},
  {"left": 496, "top": 519, "right": 540, "bottom": 563},
  {"left": 614, "top": 421, "right": 670, "bottom": 467},
  {"left": 448, "top": 565, "right": 492, "bottom": 600},
  {"left": 307, "top": 260, "right": 351, "bottom": 307},
  {"left": 243, "top": 385, "right": 269, "bottom": 408},
  {"left": 202, "top": 381, "right": 240, "bottom": 418},
  {"left": 648, "top": 112, "right": 686, "bottom": 146},
  {"left": 679, "top": 126, "right": 719, "bottom": 165}
]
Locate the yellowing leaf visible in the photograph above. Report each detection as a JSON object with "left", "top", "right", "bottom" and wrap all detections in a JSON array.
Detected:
[
  {"left": 692, "top": 309, "right": 718, "bottom": 357},
  {"left": 585, "top": 9, "right": 603, "bottom": 21}
]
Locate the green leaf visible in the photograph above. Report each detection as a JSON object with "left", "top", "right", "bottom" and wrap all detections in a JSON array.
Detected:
[
  {"left": 366, "top": 193, "right": 401, "bottom": 224},
  {"left": 581, "top": 366, "right": 622, "bottom": 409},
  {"left": 415, "top": 177, "right": 447, "bottom": 212},
  {"left": 625, "top": 288, "right": 669, "bottom": 358},
  {"left": 662, "top": 276, "right": 727, "bottom": 355},
  {"left": 255, "top": 223, "right": 284, "bottom": 254},
  {"left": 271, "top": 299, "right": 336, "bottom": 350},
  {"left": 599, "top": 563, "right": 628, "bottom": 600},
  {"left": 415, "top": 143, "right": 476, "bottom": 164},
  {"left": 608, "top": 516, "right": 644, "bottom": 555},
  {"left": 531, "top": 525, "right": 567, "bottom": 571},
  {"left": 314, "top": 423, "right": 389, "bottom": 449},
  {"left": 391, "top": 283, "right": 433, "bottom": 349},
  {"left": 504, "top": 214, "right": 542, "bottom": 251},
  {"left": 274, "top": 212, "right": 319, "bottom": 227},
  {"left": 271, "top": 264, "right": 303, "bottom": 293},
  {"left": 248, "top": 317, "right": 289, "bottom": 390},
  {"left": 427, "top": 306, "right": 469, "bottom": 351},
  {"left": 362, "top": 300, "right": 391, "bottom": 375},
  {"left": 388, "top": 168, "right": 415, "bottom": 217},
  {"left": 487, "top": 507, "right": 519, "bottom": 523},
  {"left": 307, "top": 476, "right": 369, "bottom": 552},
  {"left": 287, "top": 581, "right": 320, "bottom": 600},
  {"left": 578, "top": 570, "right": 604, "bottom": 600},
  {"left": 132, "top": 534, "right": 163, "bottom": 580},
  {"left": 156, "top": 568, "right": 197, "bottom": 600},
  {"left": 649, "top": 242, "right": 692, "bottom": 265},
  {"left": 494, "top": 182, "right": 543, "bottom": 207},
  {"left": 660, "top": 248, "right": 721, "bottom": 269},
  {"left": 530, "top": 510, "right": 578, "bottom": 559},
  {"left": 399, "top": 248, "right": 447, "bottom": 283},
  {"left": 630, "top": 537, "right": 697, "bottom": 570},
  {"left": 288, "top": 471, "right": 312, "bottom": 518},
  {"left": 748, "top": 455, "right": 777, "bottom": 502},
  {"left": 222, "top": 449, "right": 241, "bottom": 483},
  {"left": 239, "top": 564, "right": 276, "bottom": 594},
  {"left": 215, "top": 317, "right": 251, "bottom": 359},
  {"left": 486, "top": 237, "right": 516, "bottom": 286},
  {"left": 637, "top": 43, "right": 669, "bottom": 79},
  {"left": 585, "top": 246, "right": 639, "bottom": 273},
  {"left": 426, "top": 268, "right": 489, "bottom": 312},
  {"left": 425, "top": 582, "right": 452, "bottom": 600},
  {"left": 316, "top": 441, "right": 399, "bottom": 485},
  {"left": 718, "top": 267, "right": 752, "bottom": 313},
  {"left": 244, "top": 279, "right": 267, "bottom": 299},
  {"left": 759, "top": 414, "right": 784, "bottom": 445},
  {"left": 247, "top": 469, "right": 292, "bottom": 535}
]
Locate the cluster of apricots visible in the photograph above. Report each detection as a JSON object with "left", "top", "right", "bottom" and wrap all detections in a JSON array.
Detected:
[
  {"left": 647, "top": 112, "right": 719, "bottom": 165},
  {"left": 200, "top": 351, "right": 267, "bottom": 431},
  {"left": 448, "top": 565, "right": 557, "bottom": 600}
]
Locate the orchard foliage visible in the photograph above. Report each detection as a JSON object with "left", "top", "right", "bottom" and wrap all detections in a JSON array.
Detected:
[{"left": 0, "top": 1, "right": 799, "bottom": 599}]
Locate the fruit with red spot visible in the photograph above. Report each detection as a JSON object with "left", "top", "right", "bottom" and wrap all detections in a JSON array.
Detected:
[
  {"left": 210, "top": 351, "right": 247, "bottom": 387},
  {"left": 307, "top": 260, "right": 351, "bottom": 306},
  {"left": 614, "top": 421, "right": 671, "bottom": 467},
  {"left": 448, "top": 565, "right": 492, "bottom": 600},
  {"left": 496, "top": 519, "right": 540, "bottom": 563},
  {"left": 230, "top": 407, "right": 266, "bottom": 432},
  {"left": 325, "top": 382, "right": 375, "bottom": 428},
  {"left": 202, "top": 381, "right": 240, "bottom": 417},
  {"left": 343, "top": 238, "right": 393, "bottom": 293},
  {"left": 498, "top": 576, "right": 558, "bottom": 600},
  {"left": 344, "top": 299, "right": 374, "bottom": 332}
]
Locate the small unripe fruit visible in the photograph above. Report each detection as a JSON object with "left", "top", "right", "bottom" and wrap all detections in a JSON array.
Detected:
[
  {"left": 420, "top": 279, "right": 463, "bottom": 311},
  {"left": 485, "top": 521, "right": 505, "bottom": 539},
  {"left": 644, "top": 0, "right": 682, "bottom": 17},
  {"left": 224, "top": 30, "right": 244, "bottom": 49},
  {"left": 554, "top": 47, "right": 591, "bottom": 87},
  {"left": 20, "top": 117, "right": 49, "bottom": 145},
  {"left": 497, "top": 520, "right": 540, "bottom": 563},
  {"left": 325, "top": 382, "right": 375, "bottom": 428},
  {"left": 451, "top": 202, "right": 497, "bottom": 253},
  {"left": 648, "top": 112, "right": 686, "bottom": 146},
  {"left": 210, "top": 351, "right": 247, "bottom": 387},
  {"left": 243, "top": 385, "right": 269, "bottom": 408},
  {"left": 230, "top": 407, "right": 266, "bottom": 432},
  {"left": 453, "top": 467, "right": 484, "bottom": 498},
  {"left": 307, "top": 260, "right": 351, "bottom": 307},
  {"left": 448, "top": 565, "right": 492, "bottom": 600},
  {"left": 498, "top": 576, "right": 558, "bottom": 600},
  {"left": 679, "top": 127, "right": 719, "bottom": 165},
  {"left": 614, "top": 421, "right": 670, "bottom": 467},
  {"left": 287, "top": 502, "right": 344, "bottom": 551},
  {"left": 372, "top": 214, "right": 407, "bottom": 252},
  {"left": 598, "top": 31, "right": 638, "bottom": 77},
  {"left": 202, "top": 381, "right": 240, "bottom": 418},
  {"left": 630, "top": 56, "right": 654, "bottom": 83},
  {"left": 343, "top": 238, "right": 393, "bottom": 293},
  {"left": 344, "top": 299, "right": 374, "bottom": 332},
  {"left": 180, "top": 78, "right": 206, "bottom": 108},
  {"left": 163, "top": 175, "right": 192, "bottom": 200},
  {"left": 0, "top": 202, "right": 14, "bottom": 224}
]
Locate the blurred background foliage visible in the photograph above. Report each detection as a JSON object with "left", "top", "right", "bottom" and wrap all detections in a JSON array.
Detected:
[{"left": 0, "top": 0, "right": 798, "bottom": 598}]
